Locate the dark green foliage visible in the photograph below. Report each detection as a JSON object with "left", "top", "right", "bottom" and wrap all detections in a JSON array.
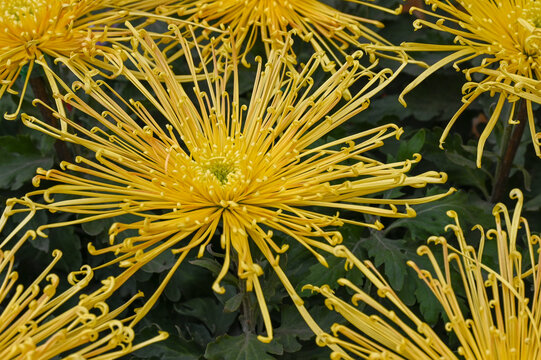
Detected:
[
  {"left": 0, "top": 135, "right": 53, "bottom": 190},
  {"left": 205, "top": 334, "right": 283, "bottom": 360}
]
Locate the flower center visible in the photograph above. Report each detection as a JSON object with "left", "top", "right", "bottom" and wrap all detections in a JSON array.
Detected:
[
  {"left": 1, "top": 0, "right": 38, "bottom": 20},
  {"left": 206, "top": 159, "right": 235, "bottom": 184}
]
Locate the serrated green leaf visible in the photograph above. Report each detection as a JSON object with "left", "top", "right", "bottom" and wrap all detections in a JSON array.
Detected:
[
  {"left": 516, "top": 164, "right": 532, "bottom": 191},
  {"left": 385, "top": 189, "right": 492, "bottom": 240},
  {"left": 300, "top": 256, "right": 347, "bottom": 291},
  {"left": 364, "top": 232, "right": 408, "bottom": 291},
  {"left": 205, "top": 334, "right": 283, "bottom": 360},
  {"left": 274, "top": 306, "right": 313, "bottom": 353},
  {"left": 446, "top": 151, "right": 479, "bottom": 170}
]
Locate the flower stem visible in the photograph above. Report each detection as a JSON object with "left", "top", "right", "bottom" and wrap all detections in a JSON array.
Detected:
[
  {"left": 231, "top": 250, "right": 256, "bottom": 334},
  {"left": 29, "top": 75, "right": 71, "bottom": 162},
  {"left": 490, "top": 99, "right": 527, "bottom": 203},
  {"left": 239, "top": 279, "right": 256, "bottom": 334}
]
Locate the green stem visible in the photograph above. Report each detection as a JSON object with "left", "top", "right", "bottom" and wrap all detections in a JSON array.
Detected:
[
  {"left": 232, "top": 251, "right": 256, "bottom": 334},
  {"left": 239, "top": 278, "right": 256, "bottom": 334},
  {"left": 490, "top": 100, "right": 527, "bottom": 203}
]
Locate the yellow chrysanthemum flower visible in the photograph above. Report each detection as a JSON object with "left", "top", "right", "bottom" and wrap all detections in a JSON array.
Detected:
[
  {"left": 309, "top": 188, "right": 541, "bottom": 359},
  {"left": 379, "top": 0, "right": 541, "bottom": 166},
  {"left": 0, "top": 0, "right": 181, "bottom": 121},
  {"left": 0, "top": 201, "right": 168, "bottom": 360},
  {"left": 155, "top": 0, "right": 404, "bottom": 70},
  {"left": 22, "top": 27, "right": 452, "bottom": 343}
]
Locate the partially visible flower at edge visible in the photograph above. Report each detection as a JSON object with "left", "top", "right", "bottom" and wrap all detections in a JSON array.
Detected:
[
  {"left": 154, "top": 0, "right": 408, "bottom": 71},
  {"left": 0, "top": 199, "right": 168, "bottom": 359},
  {"left": 369, "top": 0, "right": 541, "bottom": 167},
  {"left": 308, "top": 188, "right": 541, "bottom": 359},
  {"left": 0, "top": 0, "right": 199, "bottom": 122},
  {"left": 21, "top": 26, "right": 453, "bottom": 344}
]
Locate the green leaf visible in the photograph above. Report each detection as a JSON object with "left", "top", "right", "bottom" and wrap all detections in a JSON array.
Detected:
[
  {"left": 274, "top": 306, "right": 313, "bottom": 353},
  {"left": 29, "top": 233, "right": 50, "bottom": 253},
  {"left": 142, "top": 250, "right": 176, "bottom": 273},
  {"left": 365, "top": 96, "right": 412, "bottom": 122},
  {"left": 48, "top": 226, "right": 82, "bottom": 272},
  {"left": 422, "top": 130, "right": 492, "bottom": 198},
  {"left": 132, "top": 325, "right": 202, "bottom": 360},
  {"left": 0, "top": 135, "right": 53, "bottom": 190},
  {"left": 385, "top": 189, "right": 492, "bottom": 240},
  {"left": 163, "top": 271, "right": 183, "bottom": 303},
  {"left": 205, "top": 334, "right": 283, "bottom": 360},
  {"left": 397, "top": 129, "right": 425, "bottom": 161},
  {"left": 80, "top": 213, "right": 141, "bottom": 238},
  {"left": 162, "top": 259, "right": 217, "bottom": 300},
  {"left": 81, "top": 217, "right": 113, "bottom": 236},
  {"left": 404, "top": 72, "right": 466, "bottom": 121},
  {"left": 224, "top": 292, "right": 244, "bottom": 313},
  {"left": 174, "top": 297, "right": 237, "bottom": 335},
  {"left": 363, "top": 232, "right": 409, "bottom": 291},
  {"left": 8, "top": 210, "right": 50, "bottom": 253},
  {"left": 190, "top": 258, "right": 238, "bottom": 285},
  {"left": 415, "top": 280, "right": 441, "bottom": 325},
  {"left": 300, "top": 256, "right": 348, "bottom": 291}
]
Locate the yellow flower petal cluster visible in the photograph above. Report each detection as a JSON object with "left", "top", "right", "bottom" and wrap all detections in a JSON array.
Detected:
[
  {"left": 156, "top": 0, "right": 403, "bottom": 69},
  {"left": 381, "top": 0, "right": 541, "bottom": 166},
  {"left": 0, "top": 0, "right": 177, "bottom": 121},
  {"left": 309, "top": 188, "right": 541, "bottom": 359},
  {"left": 0, "top": 201, "right": 168, "bottom": 360},
  {"left": 22, "top": 27, "right": 452, "bottom": 343}
]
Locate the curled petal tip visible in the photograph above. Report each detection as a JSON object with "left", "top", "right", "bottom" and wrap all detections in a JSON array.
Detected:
[
  {"left": 212, "top": 283, "right": 226, "bottom": 294},
  {"left": 398, "top": 95, "right": 408, "bottom": 108},
  {"left": 509, "top": 188, "right": 523, "bottom": 200},
  {"left": 256, "top": 334, "right": 272, "bottom": 343}
]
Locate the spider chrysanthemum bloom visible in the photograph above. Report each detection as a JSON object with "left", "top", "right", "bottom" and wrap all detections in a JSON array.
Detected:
[
  {"left": 309, "top": 188, "right": 541, "bottom": 359},
  {"left": 383, "top": 0, "right": 541, "bottom": 166},
  {"left": 0, "top": 202, "right": 168, "bottom": 359},
  {"left": 23, "top": 28, "right": 452, "bottom": 343},
  {"left": 155, "top": 0, "right": 404, "bottom": 70},
  {"left": 0, "top": 0, "right": 179, "bottom": 121}
]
